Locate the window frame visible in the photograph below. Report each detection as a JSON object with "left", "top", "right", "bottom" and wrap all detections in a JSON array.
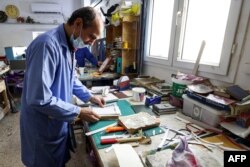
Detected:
[
  {"left": 172, "top": 0, "right": 242, "bottom": 75},
  {"left": 144, "top": 0, "right": 179, "bottom": 66},
  {"left": 143, "top": 0, "right": 248, "bottom": 83}
]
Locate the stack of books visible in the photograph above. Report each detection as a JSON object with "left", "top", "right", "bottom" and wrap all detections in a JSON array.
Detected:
[
  {"left": 149, "top": 83, "right": 172, "bottom": 101},
  {"left": 152, "top": 103, "right": 177, "bottom": 116}
]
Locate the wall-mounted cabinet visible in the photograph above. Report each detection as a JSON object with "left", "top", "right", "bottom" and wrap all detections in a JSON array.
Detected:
[{"left": 105, "top": 15, "right": 140, "bottom": 75}]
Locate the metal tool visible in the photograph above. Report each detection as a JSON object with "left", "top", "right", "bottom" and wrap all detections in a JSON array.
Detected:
[
  {"left": 85, "top": 122, "right": 117, "bottom": 136},
  {"left": 157, "top": 128, "right": 169, "bottom": 151}
]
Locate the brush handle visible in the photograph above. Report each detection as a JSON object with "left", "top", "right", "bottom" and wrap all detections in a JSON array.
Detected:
[
  {"left": 101, "top": 139, "right": 118, "bottom": 144},
  {"left": 106, "top": 126, "right": 125, "bottom": 133}
]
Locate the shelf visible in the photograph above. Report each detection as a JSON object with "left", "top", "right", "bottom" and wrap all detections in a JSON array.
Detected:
[
  {"left": 220, "top": 122, "right": 250, "bottom": 138},
  {"left": 105, "top": 15, "right": 139, "bottom": 75},
  {"left": 122, "top": 15, "right": 139, "bottom": 22}
]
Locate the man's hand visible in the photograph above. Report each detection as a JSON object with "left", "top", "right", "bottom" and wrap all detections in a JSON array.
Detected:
[
  {"left": 97, "top": 61, "right": 103, "bottom": 67},
  {"left": 90, "top": 96, "right": 105, "bottom": 107},
  {"left": 79, "top": 107, "right": 100, "bottom": 122}
]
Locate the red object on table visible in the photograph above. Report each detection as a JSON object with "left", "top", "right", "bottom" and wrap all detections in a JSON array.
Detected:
[{"left": 101, "top": 138, "right": 118, "bottom": 144}]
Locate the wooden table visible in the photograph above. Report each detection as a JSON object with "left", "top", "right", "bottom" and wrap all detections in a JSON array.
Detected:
[{"left": 78, "top": 68, "right": 119, "bottom": 87}]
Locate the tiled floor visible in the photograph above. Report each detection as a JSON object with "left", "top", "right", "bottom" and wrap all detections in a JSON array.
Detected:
[{"left": 0, "top": 111, "right": 93, "bottom": 167}]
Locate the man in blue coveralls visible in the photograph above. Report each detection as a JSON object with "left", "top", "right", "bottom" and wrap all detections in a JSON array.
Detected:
[
  {"left": 20, "top": 7, "right": 105, "bottom": 167},
  {"left": 75, "top": 47, "right": 102, "bottom": 67}
]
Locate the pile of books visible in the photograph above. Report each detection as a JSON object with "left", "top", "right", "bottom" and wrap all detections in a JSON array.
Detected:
[
  {"left": 149, "top": 83, "right": 172, "bottom": 101},
  {"left": 152, "top": 103, "right": 177, "bottom": 116}
]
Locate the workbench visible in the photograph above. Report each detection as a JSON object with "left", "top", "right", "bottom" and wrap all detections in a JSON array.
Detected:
[
  {"left": 82, "top": 97, "right": 240, "bottom": 167},
  {"left": 78, "top": 68, "right": 119, "bottom": 87}
]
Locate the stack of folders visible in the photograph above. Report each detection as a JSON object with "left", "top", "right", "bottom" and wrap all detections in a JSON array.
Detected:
[{"left": 152, "top": 103, "right": 177, "bottom": 116}]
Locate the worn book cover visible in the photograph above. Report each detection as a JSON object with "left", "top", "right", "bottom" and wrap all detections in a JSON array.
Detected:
[
  {"left": 213, "top": 87, "right": 231, "bottom": 98},
  {"left": 118, "top": 112, "right": 160, "bottom": 134},
  {"left": 113, "top": 92, "right": 128, "bottom": 99},
  {"left": 226, "top": 85, "right": 250, "bottom": 101}
]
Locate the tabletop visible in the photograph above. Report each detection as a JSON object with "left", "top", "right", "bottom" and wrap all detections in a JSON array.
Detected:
[{"left": 83, "top": 97, "right": 230, "bottom": 167}]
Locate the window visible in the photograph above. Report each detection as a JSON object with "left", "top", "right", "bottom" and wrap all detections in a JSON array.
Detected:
[
  {"left": 149, "top": 0, "right": 174, "bottom": 59},
  {"left": 146, "top": 0, "right": 242, "bottom": 75}
]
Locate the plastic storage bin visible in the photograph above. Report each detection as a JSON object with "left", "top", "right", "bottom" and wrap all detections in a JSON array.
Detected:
[{"left": 182, "top": 94, "right": 227, "bottom": 127}]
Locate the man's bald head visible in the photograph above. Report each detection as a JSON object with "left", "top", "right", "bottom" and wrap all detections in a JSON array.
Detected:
[{"left": 67, "top": 7, "right": 103, "bottom": 29}]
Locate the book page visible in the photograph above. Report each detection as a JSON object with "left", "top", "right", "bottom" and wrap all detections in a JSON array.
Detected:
[
  {"left": 92, "top": 103, "right": 121, "bottom": 116},
  {"left": 103, "top": 93, "right": 119, "bottom": 103}
]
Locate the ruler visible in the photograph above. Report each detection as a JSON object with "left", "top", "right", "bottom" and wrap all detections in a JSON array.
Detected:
[{"left": 85, "top": 122, "right": 118, "bottom": 136}]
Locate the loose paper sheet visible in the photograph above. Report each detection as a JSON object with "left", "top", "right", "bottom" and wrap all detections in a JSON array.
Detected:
[{"left": 113, "top": 144, "right": 143, "bottom": 167}]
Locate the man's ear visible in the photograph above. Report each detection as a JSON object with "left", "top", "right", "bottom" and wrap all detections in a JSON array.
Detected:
[{"left": 73, "top": 18, "right": 83, "bottom": 31}]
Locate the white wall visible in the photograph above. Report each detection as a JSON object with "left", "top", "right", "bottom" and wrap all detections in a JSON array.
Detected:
[
  {"left": 0, "top": 0, "right": 81, "bottom": 55},
  {"left": 234, "top": 19, "right": 250, "bottom": 89}
]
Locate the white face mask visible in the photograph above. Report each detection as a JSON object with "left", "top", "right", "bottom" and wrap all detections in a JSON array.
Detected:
[{"left": 70, "top": 29, "right": 89, "bottom": 49}]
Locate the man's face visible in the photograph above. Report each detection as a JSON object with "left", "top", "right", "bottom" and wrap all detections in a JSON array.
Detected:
[
  {"left": 81, "top": 27, "right": 99, "bottom": 45},
  {"left": 81, "top": 17, "right": 103, "bottom": 45}
]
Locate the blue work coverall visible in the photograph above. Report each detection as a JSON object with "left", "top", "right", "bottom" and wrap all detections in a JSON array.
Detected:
[
  {"left": 75, "top": 47, "right": 98, "bottom": 67},
  {"left": 20, "top": 24, "right": 92, "bottom": 167}
]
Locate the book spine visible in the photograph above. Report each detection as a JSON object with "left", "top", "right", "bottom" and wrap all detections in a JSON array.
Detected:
[{"left": 186, "top": 91, "right": 230, "bottom": 111}]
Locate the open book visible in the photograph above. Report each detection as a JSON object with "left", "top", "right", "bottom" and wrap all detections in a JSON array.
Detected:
[{"left": 91, "top": 103, "right": 121, "bottom": 120}]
